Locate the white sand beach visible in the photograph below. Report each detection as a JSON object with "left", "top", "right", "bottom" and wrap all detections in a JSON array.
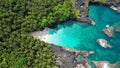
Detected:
[{"left": 31, "top": 27, "right": 50, "bottom": 42}]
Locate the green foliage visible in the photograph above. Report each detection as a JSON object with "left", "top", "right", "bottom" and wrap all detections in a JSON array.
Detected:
[
  {"left": 54, "top": 2, "right": 71, "bottom": 21},
  {"left": 70, "top": 0, "right": 74, "bottom": 5},
  {"left": 74, "top": 10, "right": 80, "bottom": 18},
  {"left": 0, "top": 0, "right": 72, "bottom": 67},
  {"left": 94, "top": 0, "right": 106, "bottom": 3}
]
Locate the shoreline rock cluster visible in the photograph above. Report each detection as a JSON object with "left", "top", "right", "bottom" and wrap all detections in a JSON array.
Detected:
[
  {"left": 52, "top": 0, "right": 120, "bottom": 67},
  {"left": 51, "top": 44, "right": 94, "bottom": 68},
  {"left": 75, "top": 0, "right": 120, "bottom": 25},
  {"left": 74, "top": 0, "right": 95, "bottom": 25}
]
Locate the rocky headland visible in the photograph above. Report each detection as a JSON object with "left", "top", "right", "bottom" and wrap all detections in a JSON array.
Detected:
[{"left": 74, "top": 0, "right": 94, "bottom": 25}]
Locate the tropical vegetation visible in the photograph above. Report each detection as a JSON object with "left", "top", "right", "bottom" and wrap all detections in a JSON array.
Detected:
[{"left": 0, "top": 0, "right": 73, "bottom": 67}]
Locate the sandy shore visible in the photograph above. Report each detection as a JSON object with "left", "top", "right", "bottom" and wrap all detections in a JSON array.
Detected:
[{"left": 31, "top": 27, "right": 50, "bottom": 42}]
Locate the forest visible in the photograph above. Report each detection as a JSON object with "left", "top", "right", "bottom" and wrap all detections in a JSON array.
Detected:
[{"left": 0, "top": 0, "right": 74, "bottom": 67}]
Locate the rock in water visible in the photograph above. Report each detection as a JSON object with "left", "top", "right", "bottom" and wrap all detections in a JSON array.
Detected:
[
  {"left": 110, "top": 5, "right": 118, "bottom": 10},
  {"left": 93, "top": 61, "right": 110, "bottom": 68},
  {"left": 103, "top": 26, "right": 114, "bottom": 37},
  {"left": 97, "top": 39, "right": 112, "bottom": 48},
  {"left": 89, "top": 51, "right": 95, "bottom": 55}
]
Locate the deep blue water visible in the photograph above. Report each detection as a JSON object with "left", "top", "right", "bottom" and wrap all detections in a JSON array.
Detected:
[{"left": 48, "top": 4, "right": 120, "bottom": 63}]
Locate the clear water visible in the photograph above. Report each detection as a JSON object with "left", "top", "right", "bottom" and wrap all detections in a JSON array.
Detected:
[{"left": 48, "top": 4, "right": 120, "bottom": 63}]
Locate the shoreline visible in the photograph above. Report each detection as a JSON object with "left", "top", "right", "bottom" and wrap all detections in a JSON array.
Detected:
[
  {"left": 31, "top": 28, "right": 94, "bottom": 68},
  {"left": 31, "top": 27, "right": 50, "bottom": 42},
  {"left": 31, "top": 1, "right": 120, "bottom": 68}
]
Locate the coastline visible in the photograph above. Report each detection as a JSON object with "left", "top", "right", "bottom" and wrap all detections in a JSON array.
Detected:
[
  {"left": 31, "top": 0, "right": 120, "bottom": 68},
  {"left": 31, "top": 28, "right": 94, "bottom": 68}
]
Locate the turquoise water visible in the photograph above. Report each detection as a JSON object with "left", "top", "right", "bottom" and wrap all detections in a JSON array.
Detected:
[{"left": 48, "top": 4, "right": 120, "bottom": 63}]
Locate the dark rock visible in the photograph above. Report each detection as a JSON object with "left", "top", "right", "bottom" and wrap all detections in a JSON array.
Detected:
[
  {"left": 51, "top": 44, "right": 91, "bottom": 68},
  {"left": 74, "top": 0, "right": 93, "bottom": 25},
  {"left": 106, "top": 0, "right": 120, "bottom": 7},
  {"left": 77, "top": 17, "right": 91, "bottom": 24},
  {"left": 51, "top": 45, "right": 77, "bottom": 68}
]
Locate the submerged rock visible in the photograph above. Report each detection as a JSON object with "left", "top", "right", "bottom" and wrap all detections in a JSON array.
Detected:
[
  {"left": 115, "top": 28, "right": 120, "bottom": 32},
  {"left": 97, "top": 39, "right": 112, "bottom": 48},
  {"left": 76, "top": 55, "right": 87, "bottom": 63},
  {"left": 110, "top": 5, "right": 120, "bottom": 13},
  {"left": 80, "top": 51, "right": 95, "bottom": 58},
  {"left": 110, "top": 5, "right": 118, "bottom": 10},
  {"left": 113, "top": 23, "right": 120, "bottom": 32},
  {"left": 90, "top": 20, "right": 96, "bottom": 25},
  {"left": 103, "top": 26, "right": 114, "bottom": 37},
  {"left": 93, "top": 61, "right": 110, "bottom": 68},
  {"left": 80, "top": 51, "right": 89, "bottom": 58},
  {"left": 110, "top": 62, "right": 120, "bottom": 68}
]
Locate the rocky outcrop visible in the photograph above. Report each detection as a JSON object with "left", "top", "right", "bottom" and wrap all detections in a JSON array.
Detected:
[
  {"left": 77, "top": 17, "right": 96, "bottom": 25},
  {"left": 93, "top": 61, "right": 120, "bottom": 68},
  {"left": 106, "top": 0, "right": 120, "bottom": 7},
  {"left": 90, "top": 0, "right": 120, "bottom": 12},
  {"left": 79, "top": 51, "right": 94, "bottom": 58},
  {"left": 90, "top": 0, "right": 120, "bottom": 7},
  {"left": 74, "top": 0, "right": 95, "bottom": 25},
  {"left": 51, "top": 45, "right": 76, "bottom": 68},
  {"left": 97, "top": 39, "right": 112, "bottom": 48},
  {"left": 103, "top": 25, "right": 114, "bottom": 37},
  {"left": 93, "top": 61, "right": 110, "bottom": 68},
  {"left": 51, "top": 45, "right": 93, "bottom": 68},
  {"left": 74, "top": 0, "right": 120, "bottom": 25}
]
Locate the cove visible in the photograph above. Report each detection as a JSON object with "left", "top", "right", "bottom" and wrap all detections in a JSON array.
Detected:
[{"left": 47, "top": 4, "right": 120, "bottom": 63}]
